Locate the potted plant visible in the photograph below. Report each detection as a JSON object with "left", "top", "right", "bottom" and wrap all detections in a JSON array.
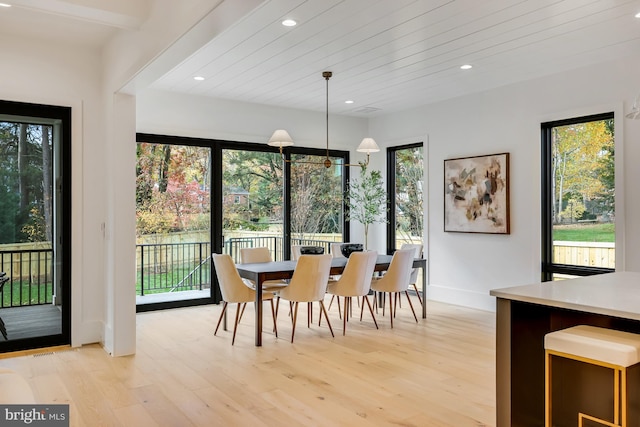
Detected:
[{"left": 345, "top": 163, "right": 388, "bottom": 250}]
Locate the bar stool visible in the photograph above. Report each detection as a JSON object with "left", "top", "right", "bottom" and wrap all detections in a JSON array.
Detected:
[{"left": 545, "top": 325, "right": 640, "bottom": 427}]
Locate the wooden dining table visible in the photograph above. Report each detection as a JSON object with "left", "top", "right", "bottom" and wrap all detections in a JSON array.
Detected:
[{"left": 236, "top": 254, "right": 427, "bottom": 346}]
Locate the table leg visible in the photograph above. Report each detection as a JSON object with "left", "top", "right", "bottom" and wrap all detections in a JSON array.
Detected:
[
  {"left": 255, "top": 279, "right": 263, "bottom": 346},
  {"left": 421, "top": 263, "right": 427, "bottom": 318}
]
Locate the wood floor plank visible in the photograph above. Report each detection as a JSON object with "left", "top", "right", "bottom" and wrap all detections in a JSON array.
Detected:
[{"left": 0, "top": 298, "right": 497, "bottom": 426}]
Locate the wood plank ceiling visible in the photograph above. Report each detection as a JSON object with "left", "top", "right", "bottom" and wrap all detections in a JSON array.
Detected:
[
  {"left": 1, "top": 0, "right": 639, "bottom": 116},
  {"left": 151, "top": 0, "right": 640, "bottom": 116}
]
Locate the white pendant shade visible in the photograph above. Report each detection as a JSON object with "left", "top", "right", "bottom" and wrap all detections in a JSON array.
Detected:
[
  {"left": 268, "top": 129, "right": 294, "bottom": 147},
  {"left": 356, "top": 138, "right": 380, "bottom": 153}
]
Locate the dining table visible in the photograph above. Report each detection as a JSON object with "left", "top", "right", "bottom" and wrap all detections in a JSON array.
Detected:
[{"left": 236, "top": 254, "right": 427, "bottom": 346}]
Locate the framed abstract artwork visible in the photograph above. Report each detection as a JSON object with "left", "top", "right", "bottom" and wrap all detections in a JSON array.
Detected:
[{"left": 444, "top": 152, "right": 510, "bottom": 234}]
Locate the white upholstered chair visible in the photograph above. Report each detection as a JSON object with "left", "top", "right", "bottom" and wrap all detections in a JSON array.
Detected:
[
  {"left": 370, "top": 249, "right": 418, "bottom": 328},
  {"left": 326, "top": 251, "right": 378, "bottom": 335},
  {"left": 276, "top": 254, "right": 334, "bottom": 342},
  {"left": 330, "top": 243, "right": 346, "bottom": 258},
  {"left": 239, "top": 247, "right": 288, "bottom": 290},
  {"left": 400, "top": 243, "right": 423, "bottom": 307},
  {"left": 291, "top": 245, "right": 303, "bottom": 261},
  {"left": 212, "top": 254, "right": 277, "bottom": 345}
]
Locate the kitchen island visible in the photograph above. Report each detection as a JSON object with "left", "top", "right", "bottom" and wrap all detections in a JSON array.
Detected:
[{"left": 490, "top": 272, "right": 640, "bottom": 427}]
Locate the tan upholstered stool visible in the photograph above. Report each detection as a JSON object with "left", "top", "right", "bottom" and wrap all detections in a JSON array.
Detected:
[{"left": 545, "top": 325, "right": 640, "bottom": 427}]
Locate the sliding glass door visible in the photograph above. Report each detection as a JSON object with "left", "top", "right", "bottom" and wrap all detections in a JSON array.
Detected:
[{"left": 0, "top": 100, "right": 70, "bottom": 352}]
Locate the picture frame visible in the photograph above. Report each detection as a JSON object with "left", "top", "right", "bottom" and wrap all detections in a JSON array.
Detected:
[{"left": 444, "top": 152, "right": 510, "bottom": 234}]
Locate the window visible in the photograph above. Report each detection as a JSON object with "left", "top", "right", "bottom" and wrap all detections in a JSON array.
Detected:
[
  {"left": 135, "top": 134, "right": 349, "bottom": 311},
  {"left": 387, "top": 143, "right": 424, "bottom": 253},
  {"left": 541, "top": 113, "right": 615, "bottom": 281}
]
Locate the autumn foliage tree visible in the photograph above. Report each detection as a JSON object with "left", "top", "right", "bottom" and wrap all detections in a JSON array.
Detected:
[
  {"left": 136, "top": 143, "right": 210, "bottom": 237},
  {"left": 552, "top": 119, "right": 614, "bottom": 224}
]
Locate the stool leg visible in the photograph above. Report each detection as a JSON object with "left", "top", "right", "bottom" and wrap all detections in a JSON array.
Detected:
[
  {"left": 545, "top": 350, "right": 552, "bottom": 427},
  {"left": 621, "top": 367, "right": 627, "bottom": 427},
  {"left": 614, "top": 367, "right": 620, "bottom": 426}
]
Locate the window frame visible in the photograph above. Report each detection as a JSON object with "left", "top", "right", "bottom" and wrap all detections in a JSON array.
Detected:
[
  {"left": 540, "top": 112, "right": 615, "bottom": 281},
  {"left": 386, "top": 142, "right": 424, "bottom": 255},
  {"left": 135, "top": 133, "right": 350, "bottom": 311},
  {"left": 0, "top": 99, "right": 72, "bottom": 353}
]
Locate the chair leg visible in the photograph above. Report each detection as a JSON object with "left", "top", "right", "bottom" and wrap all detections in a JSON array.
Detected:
[
  {"left": 337, "top": 296, "right": 342, "bottom": 320},
  {"left": 307, "top": 302, "right": 312, "bottom": 328},
  {"left": 270, "top": 299, "right": 278, "bottom": 338},
  {"left": 394, "top": 293, "right": 398, "bottom": 317},
  {"left": 343, "top": 297, "right": 349, "bottom": 335},
  {"left": 319, "top": 301, "right": 334, "bottom": 337},
  {"left": 404, "top": 291, "right": 418, "bottom": 322},
  {"left": 412, "top": 283, "right": 424, "bottom": 307},
  {"left": 214, "top": 302, "right": 229, "bottom": 335},
  {"left": 232, "top": 303, "right": 243, "bottom": 345},
  {"left": 363, "top": 295, "right": 378, "bottom": 329},
  {"left": 239, "top": 301, "right": 247, "bottom": 322},
  {"left": 328, "top": 294, "right": 335, "bottom": 311},
  {"left": 291, "top": 302, "right": 299, "bottom": 343},
  {"left": 389, "top": 293, "right": 394, "bottom": 328}
]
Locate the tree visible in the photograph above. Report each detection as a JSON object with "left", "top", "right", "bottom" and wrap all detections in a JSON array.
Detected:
[
  {"left": 345, "top": 164, "right": 387, "bottom": 249},
  {"left": 552, "top": 120, "right": 613, "bottom": 224},
  {"left": 0, "top": 121, "right": 50, "bottom": 244},
  {"left": 394, "top": 147, "right": 423, "bottom": 241},
  {"left": 136, "top": 143, "right": 211, "bottom": 237}
]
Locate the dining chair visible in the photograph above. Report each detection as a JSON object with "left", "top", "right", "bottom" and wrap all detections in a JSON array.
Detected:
[
  {"left": 212, "top": 254, "right": 278, "bottom": 345},
  {"left": 326, "top": 251, "right": 378, "bottom": 335},
  {"left": 275, "top": 254, "right": 334, "bottom": 342},
  {"left": 400, "top": 243, "right": 424, "bottom": 308},
  {"left": 330, "top": 242, "right": 346, "bottom": 258},
  {"left": 239, "top": 247, "right": 288, "bottom": 290},
  {"left": 370, "top": 249, "right": 418, "bottom": 328},
  {"left": 291, "top": 245, "right": 303, "bottom": 261}
]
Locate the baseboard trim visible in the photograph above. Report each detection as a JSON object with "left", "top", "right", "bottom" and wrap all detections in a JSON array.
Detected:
[{"left": 426, "top": 284, "right": 496, "bottom": 312}]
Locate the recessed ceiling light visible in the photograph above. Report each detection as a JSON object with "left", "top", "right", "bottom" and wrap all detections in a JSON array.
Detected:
[
  {"left": 0, "top": 3, "right": 12, "bottom": 7},
  {"left": 635, "top": 12, "right": 640, "bottom": 18},
  {"left": 282, "top": 19, "right": 297, "bottom": 27},
  {"left": 193, "top": 76, "right": 205, "bottom": 81},
  {"left": 345, "top": 100, "right": 354, "bottom": 104},
  {"left": 460, "top": 64, "right": 473, "bottom": 70}
]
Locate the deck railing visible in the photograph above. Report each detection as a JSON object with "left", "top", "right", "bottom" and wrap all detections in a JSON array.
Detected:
[
  {"left": 0, "top": 248, "right": 54, "bottom": 308},
  {"left": 1, "top": 239, "right": 616, "bottom": 304}
]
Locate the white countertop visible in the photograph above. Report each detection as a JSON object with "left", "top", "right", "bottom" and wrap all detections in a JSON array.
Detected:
[{"left": 490, "top": 271, "right": 640, "bottom": 321}]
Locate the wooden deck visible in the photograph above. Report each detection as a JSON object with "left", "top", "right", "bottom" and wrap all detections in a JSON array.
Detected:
[{"left": 0, "top": 304, "right": 61, "bottom": 341}]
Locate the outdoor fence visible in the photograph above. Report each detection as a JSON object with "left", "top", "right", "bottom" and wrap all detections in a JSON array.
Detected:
[{"left": 553, "top": 241, "right": 615, "bottom": 269}]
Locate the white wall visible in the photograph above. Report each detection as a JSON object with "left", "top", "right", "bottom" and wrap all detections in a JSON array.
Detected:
[
  {"left": 369, "top": 55, "right": 640, "bottom": 311},
  {"left": 0, "top": 35, "right": 107, "bottom": 345},
  {"left": 137, "top": 88, "right": 369, "bottom": 147}
]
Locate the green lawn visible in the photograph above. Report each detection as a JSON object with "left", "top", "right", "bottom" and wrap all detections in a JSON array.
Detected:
[{"left": 553, "top": 223, "right": 614, "bottom": 242}]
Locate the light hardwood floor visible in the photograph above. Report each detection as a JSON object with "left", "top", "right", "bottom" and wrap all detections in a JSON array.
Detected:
[{"left": 0, "top": 298, "right": 496, "bottom": 426}]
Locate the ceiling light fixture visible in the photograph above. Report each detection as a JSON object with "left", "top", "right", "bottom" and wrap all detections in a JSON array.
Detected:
[
  {"left": 635, "top": 12, "right": 640, "bottom": 18},
  {"left": 193, "top": 76, "right": 205, "bottom": 81},
  {"left": 282, "top": 19, "right": 297, "bottom": 27},
  {"left": 460, "top": 64, "right": 473, "bottom": 70},
  {"left": 627, "top": 94, "right": 640, "bottom": 119},
  {"left": 267, "top": 71, "right": 379, "bottom": 169},
  {"left": 0, "top": 3, "right": 12, "bottom": 7},
  {"left": 345, "top": 100, "right": 354, "bottom": 104}
]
